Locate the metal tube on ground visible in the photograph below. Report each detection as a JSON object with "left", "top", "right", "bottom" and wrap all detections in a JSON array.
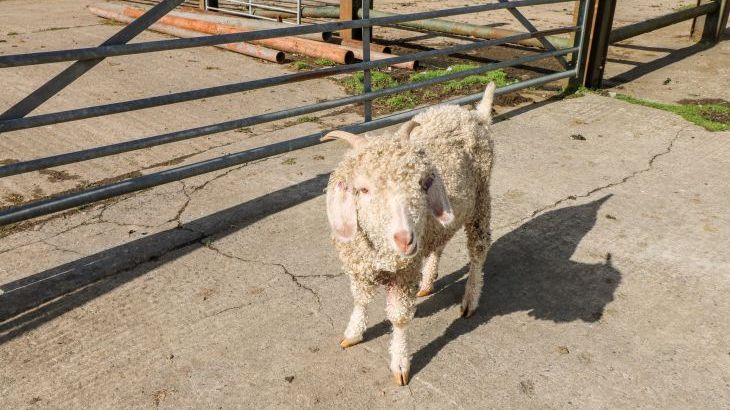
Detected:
[
  {"left": 338, "top": 44, "right": 417, "bottom": 69},
  {"left": 339, "top": 38, "right": 391, "bottom": 53},
  {"left": 89, "top": 7, "right": 285, "bottom": 63},
  {"left": 254, "top": 5, "right": 574, "bottom": 49},
  {"left": 107, "top": 3, "right": 355, "bottom": 64},
  {"left": 2, "top": 0, "right": 574, "bottom": 67},
  {"left": 176, "top": 6, "right": 333, "bottom": 41}
]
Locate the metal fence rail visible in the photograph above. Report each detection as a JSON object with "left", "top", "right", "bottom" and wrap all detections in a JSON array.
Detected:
[
  {"left": 205, "top": 0, "right": 305, "bottom": 24},
  {"left": 0, "top": 0, "right": 589, "bottom": 227},
  {"left": 581, "top": 0, "right": 728, "bottom": 87}
]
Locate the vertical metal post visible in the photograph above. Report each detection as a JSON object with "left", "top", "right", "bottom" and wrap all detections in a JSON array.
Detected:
[
  {"left": 720, "top": 0, "right": 730, "bottom": 39},
  {"left": 340, "top": 0, "right": 363, "bottom": 40},
  {"left": 568, "top": 0, "right": 583, "bottom": 63},
  {"left": 691, "top": 0, "right": 730, "bottom": 43},
  {"left": 569, "top": 0, "right": 596, "bottom": 88},
  {"left": 362, "top": 0, "right": 372, "bottom": 122},
  {"left": 583, "top": 0, "right": 617, "bottom": 87}
]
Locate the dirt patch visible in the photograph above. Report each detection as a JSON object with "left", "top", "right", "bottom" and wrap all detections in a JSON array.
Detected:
[
  {"left": 151, "top": 389, "right": 171, "bottom": 407},
  {"left": 0, "top": 158, "right": 19, "bottom": 166},
  {"left": 700, "top": 110, "right": 730, "bottom": 125},
  {"left": 38, "top": 169, "right": 81, "bottom": 183},
  {"left": 496, "top": 93, "right": 533, "bottom": 107},
  {"left": 0, "top": 170, "right": 144, "bottom": 240},
  {"left": 146, "top": 152, "right": 203, "bottom": 169},
  {"left": 676, "top": 98, "right": 730, "bottom": 107},
  {"left": 3, "top": 193, "right": 24, "bottom": 205},
  {"left": 675, "top": 98, "right": 730, "bottom": 125}
]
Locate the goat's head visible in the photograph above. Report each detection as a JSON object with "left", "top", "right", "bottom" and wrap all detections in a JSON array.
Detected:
[{"left": 323, "top": 122, "right": 453, "bottom": 258}]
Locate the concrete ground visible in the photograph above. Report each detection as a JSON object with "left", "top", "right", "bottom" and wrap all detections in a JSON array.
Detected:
[{"left": 1, "top": 1, "right": 729, "bottom": 409}]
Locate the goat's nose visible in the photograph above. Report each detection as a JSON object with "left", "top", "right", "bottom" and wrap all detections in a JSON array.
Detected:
[{"left": 393, "top": 231, "right": 415, "bottom": 254}]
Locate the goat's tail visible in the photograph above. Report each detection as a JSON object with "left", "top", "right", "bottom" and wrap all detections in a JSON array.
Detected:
[{"left": 475, "top": 82, "right": 496, "bottom": 125}]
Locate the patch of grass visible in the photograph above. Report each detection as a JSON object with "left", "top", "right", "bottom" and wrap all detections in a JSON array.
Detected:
[
  {"left": 7, "top": 31, "right": 19, "bottom": 36},
  {"left": 313, "top": 58, "right": 337, "bottom": 66},
  {"left": 559, "top": 85, "right": 591, "bottom": 98},
  {"left": 409, "top": 64, "right": 478, "bottom": 82},
  {"left": 297, "top": 115, "right": 318, "bottom": 123},
  {"left": 382, "top": 92, "right": 419, "bottom": 111},
  {"left": 410, "top": 65, "right": 514, "bottom": 91},
  {"left": 422, "top": 90, "right": 438, "bottom": 99},
  {"left": 281, "top": 157, "right": 297, "bottom": 165},
  {"left": 442, "top": 70, "right": 513, "bottom": 92},
  {"left": 343, "top": 71, "right": 398, "bottom": 93},
  {"left": 615, "top": 94, "right": 730, "bottom": 132},
  {"left": 290, "top": 60, "right": 311, "bottom": 70}
]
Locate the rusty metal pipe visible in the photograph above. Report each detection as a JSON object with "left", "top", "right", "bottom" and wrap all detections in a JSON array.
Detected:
[
  {"left": 337, "top": 44, "right": 417, "bottom": 69},
  {"left": 89, "top": 6, "right": 285, "bottom": 63},
  {"left": 339, "top": 38, "right": 391, "bottom": 53},
  {"left": 253, "top": 5, "right": 573, "bottom": 49},
  {"left": 107, "top": 4, "right": 355, "bottom": 64},
  {"left": 177, "top": 6, "right": 333, "bottom": 42}
]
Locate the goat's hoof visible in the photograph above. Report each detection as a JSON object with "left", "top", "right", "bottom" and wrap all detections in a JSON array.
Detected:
[
  {"left": 340, "top": 337, "right": 362, "bottom": 349},
  {"left": 392, "top": 370, "right": 410, "bottom": 386},
  {"left": 416, "top": 288, "right": 432, "bottom": 298},
  {"left": 460, "top": 304, "right": 477, "bottom": 319}
]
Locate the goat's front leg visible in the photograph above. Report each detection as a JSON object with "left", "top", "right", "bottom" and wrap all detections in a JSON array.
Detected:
[
  {"left": 417, "top": 246, "right": 444, "bottom": 297},
  {"left": 341, "top": 278, "right": 376, "bottom": 348},
  {"left": 386, "top": 282, "right": 417, "bottom": 386}
]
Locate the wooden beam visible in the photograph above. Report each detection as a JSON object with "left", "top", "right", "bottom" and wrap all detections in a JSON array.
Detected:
[{"left": 340, "top": 0, "right": 362, "bottom": 40}]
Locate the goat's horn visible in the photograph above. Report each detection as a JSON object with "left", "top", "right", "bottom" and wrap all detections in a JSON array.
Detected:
[
  {"left": 321, "top": 130, "right": 368, "bottom": 148},
  {"left": 398, "top": 120, "right": 420, "bottom": 139}
]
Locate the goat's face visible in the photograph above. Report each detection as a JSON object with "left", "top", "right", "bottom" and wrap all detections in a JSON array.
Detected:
[{"left": 324, "top": 123, "right": 454, "bottom": 258}]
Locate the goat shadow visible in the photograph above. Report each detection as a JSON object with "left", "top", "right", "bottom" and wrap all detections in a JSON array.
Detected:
[{"left": 363, "top": 195, "right": 620, "bottom": 377}]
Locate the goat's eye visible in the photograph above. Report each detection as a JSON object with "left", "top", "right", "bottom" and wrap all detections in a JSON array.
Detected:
[
  {"left": 421, "top": 175, "right": 434, "bottom": 191},
  {"left": 359, "top": 187, "right": 369, "bottom": 195}
]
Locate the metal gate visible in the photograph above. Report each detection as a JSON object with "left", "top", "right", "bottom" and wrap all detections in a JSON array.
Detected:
[
  {"left": 0, "top": 0, "right": 591, "bottom": 227},
  {"left": 204, "top": 0, "right": 304, "bottom": 24}
]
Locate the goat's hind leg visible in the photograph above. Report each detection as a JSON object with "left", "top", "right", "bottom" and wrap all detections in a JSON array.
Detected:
[
  {"left": 462, "top": 199, "right": 492, "bottom": 318},
  {"left": 341, "top": 278, "right": 376, "bottom": 348}
]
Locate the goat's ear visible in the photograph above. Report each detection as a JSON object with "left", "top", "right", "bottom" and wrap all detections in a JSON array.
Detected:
[
  {"left": 326, "top": 180, "right": 358, "bottom": 242},
  {"left": 422, "top": 173, "right": 454, "bottom": 226}
]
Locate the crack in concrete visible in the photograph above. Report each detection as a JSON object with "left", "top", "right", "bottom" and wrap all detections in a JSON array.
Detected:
[
  {"left": 201, "top": 241, "right": 336, "bottom": 329},
  {"left": 167, "top": 164, "right": 252, "bottom": 227},
  {"left": 497, "top": 126, "right": 686, "bottom": 231},
  {"left": 38, "top": 239, "right": 85, "bottom": 257},
  {"left": 212, "top": 303, "right": 248, "bottom": 317}
]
